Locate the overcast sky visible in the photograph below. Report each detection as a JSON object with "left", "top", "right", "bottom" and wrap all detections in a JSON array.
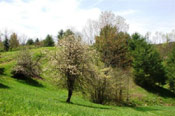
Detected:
[{"left": 0, "top": 0, "right": 174, "bottom": 39}]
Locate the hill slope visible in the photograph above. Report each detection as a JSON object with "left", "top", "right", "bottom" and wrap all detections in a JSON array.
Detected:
[{"left": 0, "top": 47, "right": 175, "bottom": 116}]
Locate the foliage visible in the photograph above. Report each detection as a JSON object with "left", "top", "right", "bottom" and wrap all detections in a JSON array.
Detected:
[
  {"left": 9, "top": 33, "right": 19, "bottom": 50},
  {"left": 26, "top": 39, "right": 34, "bottom": 45},
  {"left": 44, "top": 34, "right": 55, "bottom": 47},
  {"left": 166, "top": 46, "right": 175, "bottom": 93},
  {"left": 88, "top": 62, "right": 130, "bottom": 104},
  {"left": 95, "top": 25, "right": 131, "bottom": 68},
  {"left": 12, "top": 48, "right": 42, "bottom": 79},
  {"left": 129, "top": 33, "right": 166, "bottom": 86},
  {"left": 52, "top": 35, "right": 91, "bottom": 102}
]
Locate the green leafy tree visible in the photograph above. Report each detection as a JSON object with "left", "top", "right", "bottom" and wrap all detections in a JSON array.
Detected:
[
  {"left": 26, "top": 39, "right": 34, "bottom": 45},
  {"left": 166, "top": 47, "right": 175, "bottom": 93},
  {"left": 95, "top": 25, "right": 131, "bottom": 68},
  {"left": 9, "top": 33, "right": 19, "bottom": 49},
  {"left": 44, "top": 35, "right": 54, "bottom": 47},
  {"left": 129, "top": 33, "right": 166, "bottom": 86},
  {"left": 3, "top": 38, "right": 9, "bottom": 51}
]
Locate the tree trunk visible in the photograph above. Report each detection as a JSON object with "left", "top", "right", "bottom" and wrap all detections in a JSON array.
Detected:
[
  {"left": 66, "top": 88, "right": 73, "bottom": 103},
  {"left": 66, "top": 75, "right": 75, "bottom": 103}
]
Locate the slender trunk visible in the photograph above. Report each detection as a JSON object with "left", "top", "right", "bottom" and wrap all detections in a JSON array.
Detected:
[
  {"left": 66, "top": 88, "right": 73, "bottom": 103},
  {"left": 66, "top": 75, "right": 75, "bottom": 103}
]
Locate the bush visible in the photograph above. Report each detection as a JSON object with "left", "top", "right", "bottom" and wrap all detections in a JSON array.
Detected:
[
  {"left": 12, "top": 48, "right": 42, "bottom": 79},
  {"left": 86, "top": 58, "right": 130, "bottom": 104}
]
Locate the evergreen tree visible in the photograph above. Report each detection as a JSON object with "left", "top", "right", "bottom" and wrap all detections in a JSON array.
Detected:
[
  {"left": 3, "top": 38, "right": 9, "bottom": 51},
  {"left": 0, "top": 38, "right": 3, "bottom": 51},
  {"left": 166, "top": 47, "right": 175, "bottom": 93},
  {"left": 57, "top": 29, "right": 64, "bottom": 41},
  {"left": 26, "top": 39, "right": 34, "bottom": 45},
  {"left": 57, "top": 29, "right": 74, "bottom": 42},
  {"left": 35, "top": 38, "right": 39, "bottom": 43},
  {"left": 129, "top": 33, "right": 166, "bottom": 86},
  {"left": 44, "top": 35, "right": 54, "bottom": 47},
  {"left": 35, "top": 38, "right": 40, "bottom": 46}
]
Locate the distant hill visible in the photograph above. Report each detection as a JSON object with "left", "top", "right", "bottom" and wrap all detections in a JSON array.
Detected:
[{"left": 154, "top": 42, "right": 175, "bottom": 59}]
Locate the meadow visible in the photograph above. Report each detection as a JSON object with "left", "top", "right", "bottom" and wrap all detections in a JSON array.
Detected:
[{"left": 0, "top": 47, "right": 175, "bottom": 116}]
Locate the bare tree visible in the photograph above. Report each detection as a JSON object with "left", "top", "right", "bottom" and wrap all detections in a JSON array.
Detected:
[
  {"left": 82, "top": 11, "right": 129, "bottom": 44},
  {"left": 19, "top": 34, "right": 28, "bottom": 45}
]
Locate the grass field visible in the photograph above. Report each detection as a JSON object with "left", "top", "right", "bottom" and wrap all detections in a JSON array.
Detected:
[{"left": 1, "top": 47, "right": 175, "bottom": 116}]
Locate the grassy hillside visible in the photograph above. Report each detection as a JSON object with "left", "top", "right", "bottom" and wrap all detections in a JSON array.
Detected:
[{"left": 1, "top": 47, "right": 175, "bottom": 116}]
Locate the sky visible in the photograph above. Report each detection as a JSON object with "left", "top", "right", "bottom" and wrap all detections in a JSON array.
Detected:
[{"left": 0, "top": 0, "right": 174, "bottom": 40}]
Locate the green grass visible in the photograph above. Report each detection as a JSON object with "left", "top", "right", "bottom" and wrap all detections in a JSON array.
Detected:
[
  {"left": 1, "top": 76, "right": 175, "bottom": 116},
  {"left": 1, "top": 47, "right": 175, "bottom": 116}
]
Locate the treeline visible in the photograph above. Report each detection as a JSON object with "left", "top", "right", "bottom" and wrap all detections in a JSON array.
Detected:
[
  {"left": 1, "top": 11, "right": 175, "bottom": 105},
  {"left": 0, "top": 28, "right": 77, "bottom": 52},
  {"left": 0, "top": 33, "right": 55, "bottom": 51}
]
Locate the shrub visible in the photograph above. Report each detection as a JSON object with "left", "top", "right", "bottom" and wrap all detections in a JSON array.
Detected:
[
  {"left": 12, "top": 48, "right": 42, "bottom": 79},
  {"left": 88, "top": 65, "right": 130, "bottom": 104}
]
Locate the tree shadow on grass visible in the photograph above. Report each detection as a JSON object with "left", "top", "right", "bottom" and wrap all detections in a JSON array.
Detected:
[
  {"left": 141, "top": 85, "right": 175, "bottom": 98},
  {"left": 133, "top": 106, "right": 160, "bottom": 112},
  {"left": 72, "top": 103, "right": 111, "bottom": 110},
  {"left": 0, "top": 83, "right": 9, "bottom": 89},
  {"left": 0, "top": 68, "right": 5, "bottom": 75},
  {"left": 12, "top": 74, "right": 44, "bottom": 88},
  {"left": 60, "top": 100, "right": 111, "bottom": 110}
]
